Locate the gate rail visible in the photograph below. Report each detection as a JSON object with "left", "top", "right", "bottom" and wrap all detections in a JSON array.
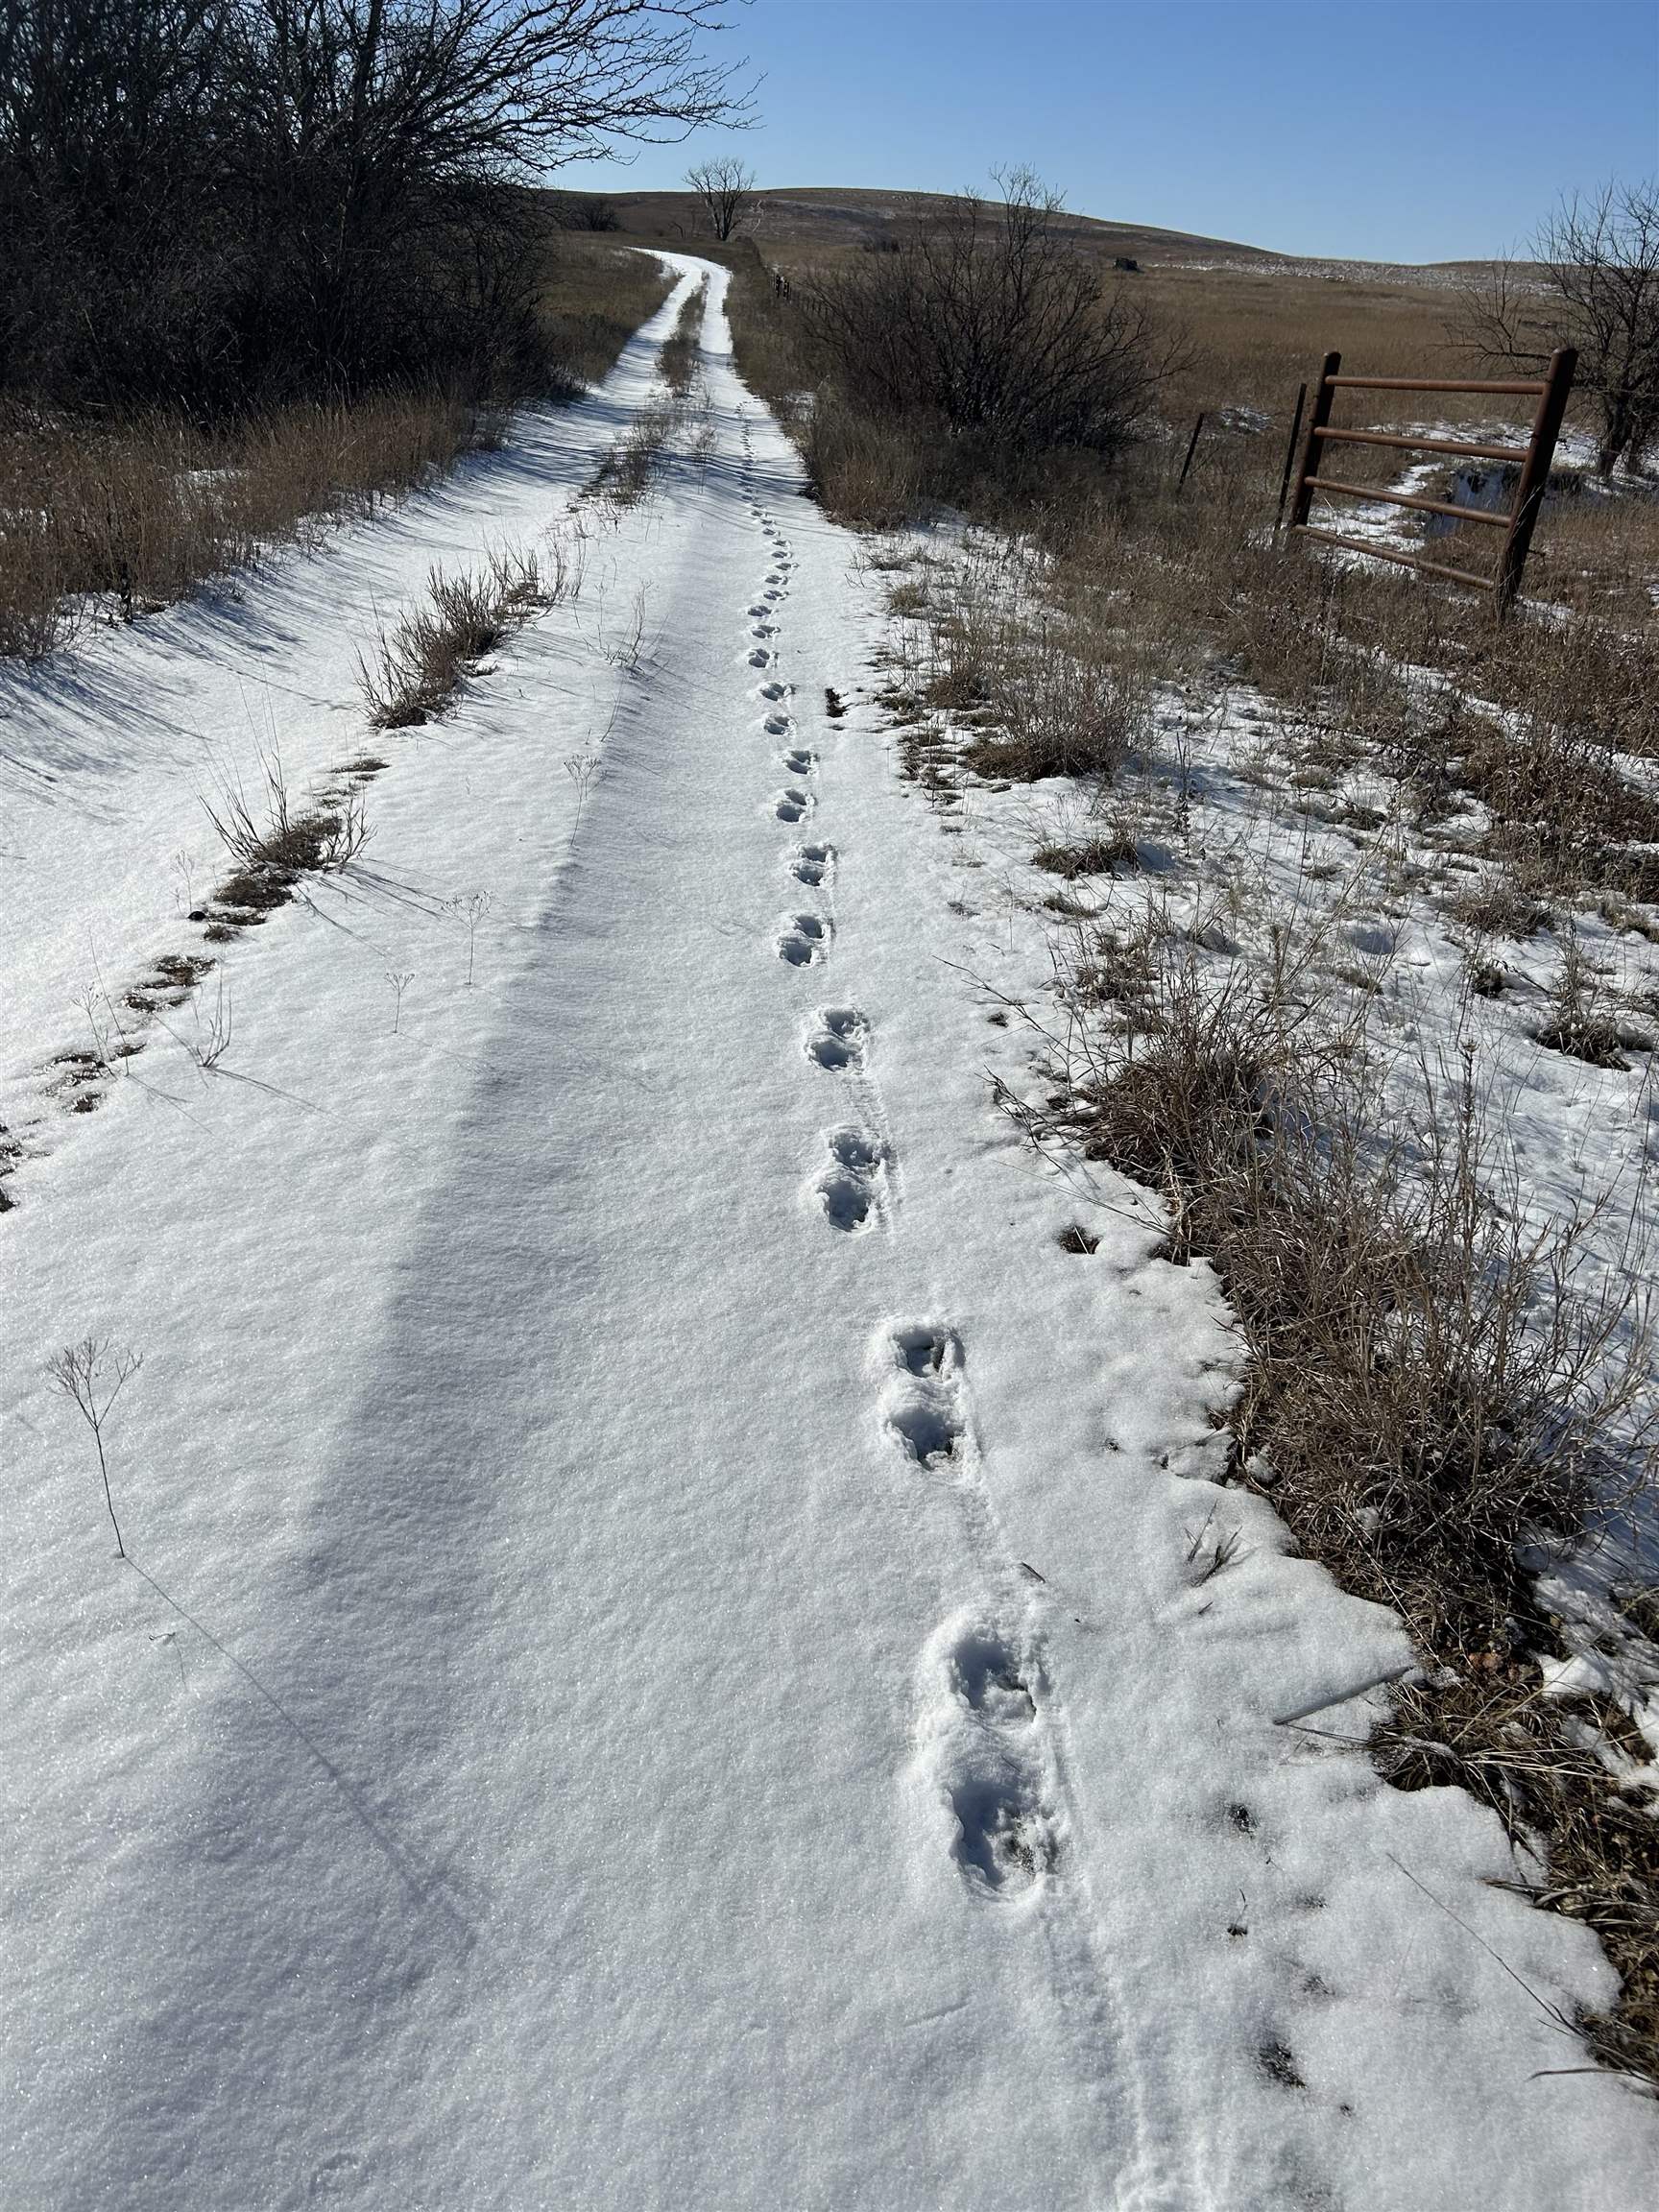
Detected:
[{"left": 1287, "top": 348, "right": 1576, "bottom": 613}]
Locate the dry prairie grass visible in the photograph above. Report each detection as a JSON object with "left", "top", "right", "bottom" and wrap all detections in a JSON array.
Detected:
[
  {"left": 658, "top": 278, "right": 709, "bottom": 396},
  {"left": 540, "top": 236, "right": 674, "bottom": 394},
  {"left": 0, "top": 390, "right": 477, "bottom": 659},
  {"left": 358, "top": 539, "right": 583, "bottom": 729},
  {"left": 1043, "top": 911, "right": 1659, "bottom": 2088}
]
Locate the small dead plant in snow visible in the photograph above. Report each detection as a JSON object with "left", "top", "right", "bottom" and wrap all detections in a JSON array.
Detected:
[
  {"left": 202, "top": 754, "right": 370, "bottom": 933},
  {"left": 47, "top": 1336, "right": 142, "bottom": 1558}
]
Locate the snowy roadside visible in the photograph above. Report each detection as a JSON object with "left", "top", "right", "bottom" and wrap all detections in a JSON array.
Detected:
[
  {"left": 0, "top": 260, "right": 697, "bottom": 1173},
  {"left": 4, "top": 260, "right": 1657, "bottom": 2210}
]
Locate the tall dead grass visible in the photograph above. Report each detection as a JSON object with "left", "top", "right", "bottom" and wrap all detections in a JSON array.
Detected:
[
  {"left": 3, "top": 242, "right": 670, "bottom": 662},
  {"left": 1047, "top": 914, "right": 1659, "bottom": 2083},
  {"left": 0, "top": 391, "right": 477, "bottom": 659},
  {"left": 540, "top": 236, "right": 674, "bottom": 394},
  {"left": 358, "top": 538, "right": 585, "bottom": 729}
]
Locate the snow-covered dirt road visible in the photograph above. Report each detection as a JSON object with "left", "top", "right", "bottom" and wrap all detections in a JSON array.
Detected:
[{"left": 5, "top": 260, "right": 1655, "bottom": 2210}]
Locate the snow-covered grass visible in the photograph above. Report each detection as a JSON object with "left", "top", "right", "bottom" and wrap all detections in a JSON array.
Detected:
[
  {"left": 864, "top": 473, "right": 1659, "bottom": 2091},
  {"left": 6, "top": 255, "right": 1659, "bottom": 2208}
]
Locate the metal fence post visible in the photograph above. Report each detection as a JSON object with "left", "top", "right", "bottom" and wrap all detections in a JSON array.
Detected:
[
  {"left": 1495, "top": 345, "right": 1576, "bottom": 616},
  {"left": 1176, "top": 412, "right": 1206, "bottom": 493},
  {"left": 1273, "top": 381, "right": 1308, "bottom": 539},
  {"left": 1288, "top": 351, "right": 1339, "bottom": 531}
]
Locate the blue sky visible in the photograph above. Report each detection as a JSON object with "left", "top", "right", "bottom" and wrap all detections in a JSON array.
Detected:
[{"left": 555, "top": 0, "right": 1659, "bottom": 261}]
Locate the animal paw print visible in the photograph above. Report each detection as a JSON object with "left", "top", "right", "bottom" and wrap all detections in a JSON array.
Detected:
[
  {"left": 815, "top": 1126, "right": 889, "bottom": 1232},
  {"left": 777, "top": 913, "right": 830, "bottom": 967},
  {"left": 805, "top": 1006, "right": 867, "bottom": 1073}
]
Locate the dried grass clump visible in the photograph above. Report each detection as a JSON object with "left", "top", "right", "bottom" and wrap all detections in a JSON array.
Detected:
[
  {"left": 358, "top": 539, "right": 581, "bottom": 729},
  {"left": 589, "top": 398, "right": 681, "bottom": 513},
  {"left": 1035, "top": 832, "right": 1141, "bottom": 878},
  {"left": 203, "top": 758, "right": 371, "bottom": 928},
  {"left": 801, "top": 396, "right": 933, "bottom": 529},
  {"left": 1534, "top": 930, "right": 1649, "bottom": 1070},
  {"left": 659, "top": 280, "right": 708, "bottom": 396},
  {"left": 967, "top": 626, "right": 1149, "bottom": 783},
  {"left": 1058, "top": 926, "right": 1659, "bottom": 2083}
]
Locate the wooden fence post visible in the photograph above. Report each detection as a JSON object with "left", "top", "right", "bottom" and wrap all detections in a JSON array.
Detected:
[
  {"left": 1494, "top": 345, "right": 1576, "bottom": 616},
  {"left": 1176, "top": 412, "right": 1206, "bottom": 493},
  {"left": 1288, "top": 351, "right": 1339, "bottom": 531},
  {"left": 1274, "top": 381, "right": 1307, "bottom": 538}
]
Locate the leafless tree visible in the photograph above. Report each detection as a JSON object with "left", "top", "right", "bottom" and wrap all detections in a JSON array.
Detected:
[
  {"left": 557, "top": 195, "right": 621, "bottom": 229},
  {"left": 1, "top": 0, "right": 750, "bottom": 406},
  {"left": 1455, "top": 180, "right": 1659, "bottom": 477},
  {"left": 797, "top": 168, "right": 1179, "bottom": 456},
  {"left": 685, "top": 155, "right": 755, "bottom": 240}
]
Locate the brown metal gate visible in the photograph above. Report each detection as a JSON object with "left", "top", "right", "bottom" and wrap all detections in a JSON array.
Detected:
[{"left": 1287, "top": 347, "right": 1576, "bottom": 613}]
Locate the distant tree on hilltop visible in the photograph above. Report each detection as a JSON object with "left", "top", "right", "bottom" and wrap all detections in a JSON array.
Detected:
[{"left": 686, "top": 156, "right": 757, "bottom": 241}]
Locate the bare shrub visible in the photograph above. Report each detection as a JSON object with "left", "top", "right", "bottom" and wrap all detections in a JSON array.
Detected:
[
  {"left": 798, "top": 170, "right": 1178, "bottom": 465},
  {"left": 0, "top": 0, "right": 744, "bottom": 417},
  {"left": 556, "top": 196, "right": 621, "bottom": 232}
]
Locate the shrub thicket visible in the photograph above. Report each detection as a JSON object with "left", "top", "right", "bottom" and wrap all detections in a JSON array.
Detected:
[
  {"left": 795, "top": 171, "right": 1179, "bottom": 486},
  {"left": 0, "top": 0, "right": 739, "bottom": 416}
]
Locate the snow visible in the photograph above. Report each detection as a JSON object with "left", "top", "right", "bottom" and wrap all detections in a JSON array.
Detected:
[{"left": 4, "top": 258, "right": 1658, "bottom": 2209}]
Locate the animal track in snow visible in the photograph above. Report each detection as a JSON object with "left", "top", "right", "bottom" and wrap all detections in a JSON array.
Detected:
[
  {"left": 950, "top": 1627, "right": 1037, "bottom": 1725},
  {"left": 805, "top": 1007, "right": 867, "bottom": 1072},
  {"left": 781, "top": 748, "right": 815, "bottom": 778},
  {"left": 749, "top": 648, "right": 773, "bottom": 668},
  {"left": 949, "top": 1767, "right": 1057, "bottom": 1899},
  {"left": 777, "top": 913, "right": 830, "bottom": 967},
  {"left": 881, "top": 1325, "right": 965, "bottom": 1465},
  {"left": 912, "top": 1607, "right": 1058, "bottom": 1905},
  {"left": 759, "top": 681, "right": 790, "bottom": 702},
  {"left": 791, "top": 843, "right": 835, "bottom": 888},
  {"left": 751, "top": 622, "right": 777, "bottom": 640},
  {"left": 764, "top": 715, "right": 792, "bottom": 737},
  {"left": 775, "top": 789, "right": 812, "bottom": 824},
  {"left": 815, "top": 1126, "right": 889, "bottom": 1233},
  {"left": 895, "top": 1322, "right": 956, "bottom": 1377}
]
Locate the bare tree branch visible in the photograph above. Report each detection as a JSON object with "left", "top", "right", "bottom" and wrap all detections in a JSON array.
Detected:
[{"left": 1454, "top": 180, "right": 1659, "bottom": 477}]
